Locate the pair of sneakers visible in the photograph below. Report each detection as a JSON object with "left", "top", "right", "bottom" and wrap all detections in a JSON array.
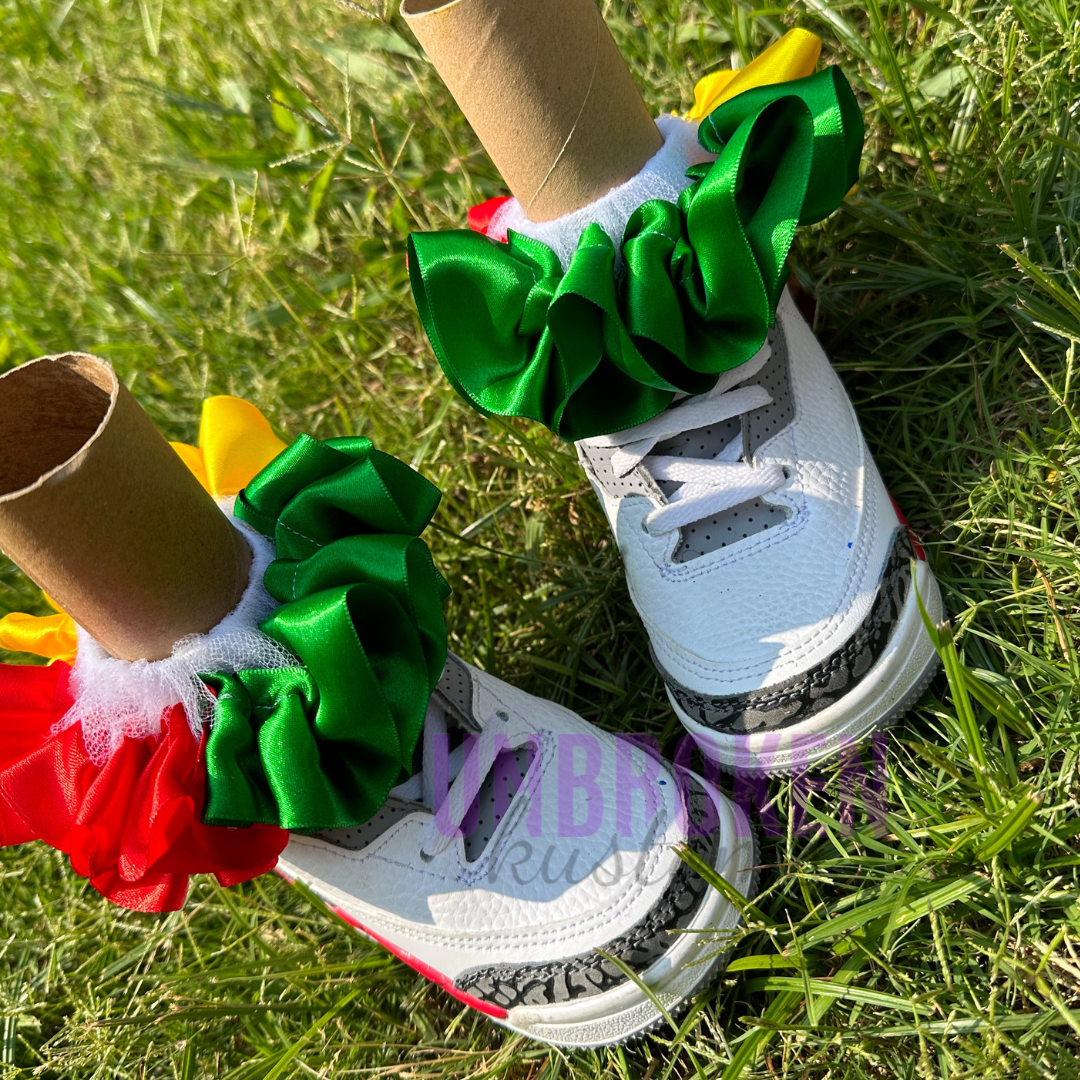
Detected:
[
  {"left": 278, "top": 205, "right": 942, "bottom": 1049},
  {"left": 281, "top": 23, "right": 941, "bottom": 1052}
]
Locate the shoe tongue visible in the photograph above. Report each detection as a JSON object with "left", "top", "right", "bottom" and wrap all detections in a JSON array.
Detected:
[
  {"left": 396, "top": 657, "right": 537, "bottom": 860},
  {"left": 654, "top": 414, "right": 741, "bottom": 465}
]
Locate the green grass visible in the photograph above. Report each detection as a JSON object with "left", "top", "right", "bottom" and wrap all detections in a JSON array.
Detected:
[{"left": 2, "top": 0, "right": 1080, "bottom": 1075}]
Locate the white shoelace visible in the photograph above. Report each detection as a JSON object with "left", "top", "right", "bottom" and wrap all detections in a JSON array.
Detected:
[
  {"left": 582, "top": 345, "right": 787, "bottom": 535},
  {"left": 391, "top": 699, "right": 519, "bottom": 861}
]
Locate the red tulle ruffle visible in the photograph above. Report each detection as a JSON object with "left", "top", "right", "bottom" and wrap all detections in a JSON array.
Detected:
[
  {"left": 0, "top": 663, "right": 288, "bottom": 912},
  {"left": 467, "top": 195, "right": 512, "bottom": 237}
]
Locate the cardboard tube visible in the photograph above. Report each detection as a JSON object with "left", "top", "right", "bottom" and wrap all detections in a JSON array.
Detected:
[
  {"left": 0, "top": 354, "right": 252, "bottom": 662},
  {"left": 401, "top": 0, "right": 662, "bottom": 222}
]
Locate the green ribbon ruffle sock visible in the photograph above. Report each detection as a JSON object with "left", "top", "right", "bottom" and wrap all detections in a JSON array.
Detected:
[
  {"left": 408, "top": 67, "right": 863, "bottom": 442},
  {"left": 202, "top": 435, "right": 450, "bottom": 831}
]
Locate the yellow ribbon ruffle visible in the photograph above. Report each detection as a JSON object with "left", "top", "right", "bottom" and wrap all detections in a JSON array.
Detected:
[
  {"left": 688, "top": 28, "right": 821, "bottom": 121},
  {"left": 171, "top": 395, "right": 288, "bottom": 501},
  {"left": 0, "top": 609, "right": 78, "bottom": 665},
  {"left": 1, "top": 395, "right": 285, "bottom": 663}
]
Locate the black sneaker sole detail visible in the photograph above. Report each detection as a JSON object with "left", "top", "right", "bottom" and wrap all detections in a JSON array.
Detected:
[
  {"left": 610, "top": 809, "right": 763, "bottom": 1049},
  {"left": 700, "top": 638, "right": 941, "bottom": 779},
  {"left": 669, "top": 560, "right": 943, "bottom": 775}
]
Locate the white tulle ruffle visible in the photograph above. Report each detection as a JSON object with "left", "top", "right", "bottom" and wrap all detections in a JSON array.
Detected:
[{"left": 56, "top": 504, "right": 298, "bottom": 765}]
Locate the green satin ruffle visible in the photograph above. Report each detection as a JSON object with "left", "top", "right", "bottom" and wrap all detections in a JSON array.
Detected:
[
  {"left": 202, "top": 435, "right": 449, "bottom": 831},
  {"left": 408, "top": 67, "right": 862, "bottom": 442}
]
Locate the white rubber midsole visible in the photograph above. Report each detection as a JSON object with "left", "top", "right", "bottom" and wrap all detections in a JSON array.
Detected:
[
  {"left": 503, "top": 786, "right": 755, "bottom": 1048},
  {"left": 670, "top": 560, "right": 942, "bottom": 774}
]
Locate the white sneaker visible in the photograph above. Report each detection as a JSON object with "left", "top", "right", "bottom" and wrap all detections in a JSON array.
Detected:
[
  {"left": 277, "top": 653, "right": 755, "bottom": 1049},
  {"left": 577, "top": 290, "right": 943, "bottom": 774}
]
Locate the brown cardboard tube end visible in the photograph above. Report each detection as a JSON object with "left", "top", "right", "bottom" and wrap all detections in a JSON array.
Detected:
[
  {"left": 0, "top": 356, "right": 115, "bottom": 499},
  {"left": 0, "top": 354, "right": 252, "bottom": 662},
  {"left": 401, "top": 0, "right": 662, "bottom": 221}
]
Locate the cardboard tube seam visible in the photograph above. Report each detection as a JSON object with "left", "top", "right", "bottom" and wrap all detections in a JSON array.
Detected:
[
  {"left": 524, "top": 2, "right": 601, "bottom": 214},
  {"left": 401, "top": 0, "right": 662, "bottom": 222}
]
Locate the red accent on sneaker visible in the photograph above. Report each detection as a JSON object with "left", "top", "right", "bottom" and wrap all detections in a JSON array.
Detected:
[
  {"left": 329, "top": 903, "right": 510, "bottom": 1019},
  {"left": 467, "top": 196, "right": 512, "bottom": 237},
  {"left": 275, "top": 865, "right": 508, "bottom": 1018},
  {"left": 888, "top": 494, "right": 926, "bottom": 561}
]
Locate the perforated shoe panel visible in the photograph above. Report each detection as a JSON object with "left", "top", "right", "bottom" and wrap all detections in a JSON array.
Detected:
[
  {"left": 434, "top": 652, "right": 480, "bottom": 731},
  {"left": 653, "top": 406, "right": 741, "bottom": 463},
  {"left": 741, "top": 325, "right": 794, "bottom": 460},
  {"left": 664, "top": 327, "right": 795, "bottom": 562},
  {"left": 317, "top": 796, "right": 426, "bottom": 852},
  {"left": 576, "top": 440, "right": 664, "bottom": 500},
  {"left": 673, "top": 498, "right": 789, "bottom": 561},
  {"left": 577, "top": 327, "right": 795, "bottom": 566}
]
